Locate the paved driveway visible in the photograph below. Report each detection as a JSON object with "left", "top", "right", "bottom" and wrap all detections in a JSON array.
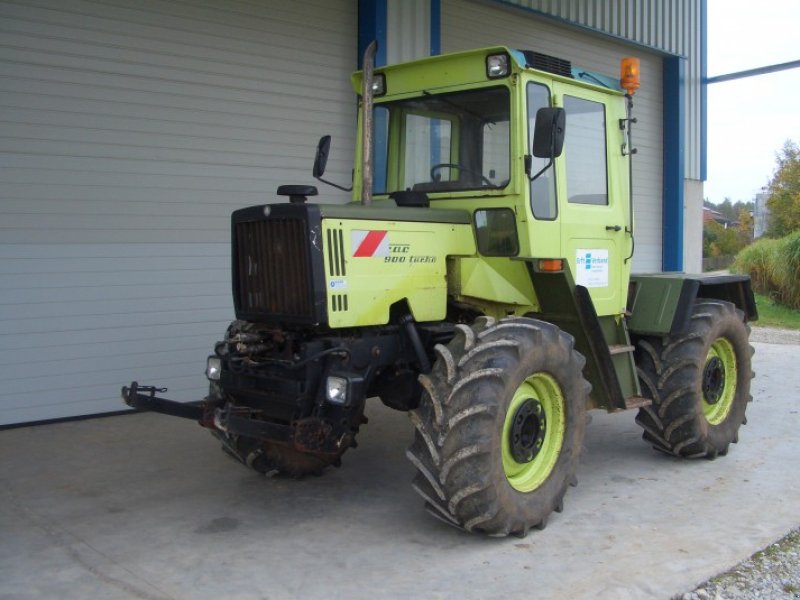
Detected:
[{"left": 1, "top": 337, "right": 798, "bottom": 599}]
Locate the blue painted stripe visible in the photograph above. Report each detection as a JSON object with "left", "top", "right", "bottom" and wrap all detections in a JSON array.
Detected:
[
  {"left": 358, "top": 0, "right": 388, "bottom": 192},
  {"left": 706, "top": 59, "right": 800, "bottom": 84},
  {"left": 358, "top": 0, "right": 387, "bottom": 67},
  {"left": 430, "top": 0, "right": 441, "bottom": 56},
  {"left": 700, "top": 0, "right": 707, "bottom": 181},
  {"left": 662, "top": 57, "right": 686, "bottom": 272}
]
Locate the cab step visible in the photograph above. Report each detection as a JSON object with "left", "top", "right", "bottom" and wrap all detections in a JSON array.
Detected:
[
  {"left": 608, "top": 344, "right": 636, "bottom": 355},
  {"left": 623, "top": 395, "right": 652, "bottom": 409}
]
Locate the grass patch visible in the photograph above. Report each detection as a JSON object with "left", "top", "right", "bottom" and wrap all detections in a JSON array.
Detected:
[{"left": 754, "top": 292, "right": 800, "bottom": 330}]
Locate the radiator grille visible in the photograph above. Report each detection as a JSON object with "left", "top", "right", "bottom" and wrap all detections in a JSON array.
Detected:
[
  {"left": 235, "top": 217, "right": 313, "bottom": 319},
  {"left": 326, "top": 228, "right": 346, "bottom": 276},
  {"left": 331, "top": 294, "right": 349, "bottom": 313}
]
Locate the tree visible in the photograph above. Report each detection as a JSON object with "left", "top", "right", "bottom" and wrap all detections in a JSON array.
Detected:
[
  {"left": 766, "top": 140, "right": 800, "bottom": 237},
  {"left": 704, "top": 198, "right": 754, "bottom": 224},
  {"left": 703, "top": 220, "right": 744, "bottom": 257},
  {"left": 734, "top": 208, "right": 754, "bottom": 246}
]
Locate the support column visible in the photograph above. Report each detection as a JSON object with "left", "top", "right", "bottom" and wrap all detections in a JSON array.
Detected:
[{"left": 662, "top": 56, "right": 686, "bottom": 272}]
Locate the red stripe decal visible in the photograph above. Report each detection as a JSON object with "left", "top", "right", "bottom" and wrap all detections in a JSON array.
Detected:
[{"left": 353, "top": 230, "right": 387, "bottom": 257}]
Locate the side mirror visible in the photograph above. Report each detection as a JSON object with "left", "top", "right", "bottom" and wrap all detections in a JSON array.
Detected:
[
  {"left": 532, "top": 107, "right": 566, "bottom": 159},
  {"left": 311, "top": 135, "right": 353, "bottom": 192},
  {"left": 313, "top": 135, "right": 332, "bottom": 178}
]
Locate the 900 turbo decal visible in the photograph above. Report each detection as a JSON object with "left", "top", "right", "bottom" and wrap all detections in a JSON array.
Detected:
[{"left": 350, "top": 230, "right": 436, "bottom": 264}]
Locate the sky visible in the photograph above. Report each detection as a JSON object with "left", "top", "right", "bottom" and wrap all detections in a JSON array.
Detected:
[{"left": 705, "top": 0, "right": 800, "bottom": 205}]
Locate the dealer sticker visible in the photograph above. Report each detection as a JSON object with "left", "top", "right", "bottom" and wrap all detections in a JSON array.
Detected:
[
  {"left": 575, "top": 249, "right": 609, "bottom": 288},
  {"left": 329, "top": 279, "right": 347, "bottom": 291}
]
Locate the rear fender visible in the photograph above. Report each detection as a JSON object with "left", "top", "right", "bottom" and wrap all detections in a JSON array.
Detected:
[{"left": 627, "top": 273, "right": 758, "bottom": 336}]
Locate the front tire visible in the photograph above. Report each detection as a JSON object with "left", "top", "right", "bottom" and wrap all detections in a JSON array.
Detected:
[
  {"left": 634, "top": 299, "right": 753, "bottom": 458},
  {"left": 406, "top": 316, "right": 589, "bottom": 537}
]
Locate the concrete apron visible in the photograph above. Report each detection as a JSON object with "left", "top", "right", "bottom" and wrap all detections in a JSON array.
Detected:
[{"left": 0, "top": 340, "right": 797, "bottom": 600}]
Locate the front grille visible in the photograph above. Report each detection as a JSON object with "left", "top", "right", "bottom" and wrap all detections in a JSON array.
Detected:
[{"left": 234, "top": 217, "right": 313, "bottom": 319}]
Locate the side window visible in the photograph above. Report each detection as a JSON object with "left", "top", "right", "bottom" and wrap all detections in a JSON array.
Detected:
[
  {"left": 474, "top": 208, "right": 519, "bottom": 256},
  {"left": 563, "top": 96, "right": 608, "bottom": 205},
  {"left": 403, "top": 114, "right": 452, "bottom": 190},
  {"left": 527, "top": 83, "right": 557, "bottom": 219}
]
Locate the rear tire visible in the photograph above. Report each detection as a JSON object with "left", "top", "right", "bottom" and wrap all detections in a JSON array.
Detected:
[
  {"left": 634, "top": 299, "right": 753, "bottom": 458},
  {"left": 406, "top": 316, "right": 589, "bottom": 537}
]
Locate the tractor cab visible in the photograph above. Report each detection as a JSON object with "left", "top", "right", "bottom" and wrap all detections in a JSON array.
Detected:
[{"left": 344, "top": 47, "right": 635, "bottom": 318}]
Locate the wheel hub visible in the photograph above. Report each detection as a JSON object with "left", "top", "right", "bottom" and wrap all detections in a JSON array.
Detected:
[
  {"left": 509, "top": 399, "right": 546, "bottom": 463},
  {"left": 702, "top": 356, "right": 725, "bottom": 404}
]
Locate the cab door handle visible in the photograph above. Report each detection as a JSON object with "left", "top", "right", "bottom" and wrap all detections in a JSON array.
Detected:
[{"left": 605, "top": 225, "right": 622, "bottom": 232}]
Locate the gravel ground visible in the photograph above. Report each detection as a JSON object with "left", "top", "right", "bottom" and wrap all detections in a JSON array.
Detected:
[
  {"left": 678, "top": 528, "right": 800, "bottom": 599},
  {"left": 677, "top": 326, "right": 800, "bottom": 600},
  {"left": 749, "top": 326, "right": 800, "bottom": 345}
]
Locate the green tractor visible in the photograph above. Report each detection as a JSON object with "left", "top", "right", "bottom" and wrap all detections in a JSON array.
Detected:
[{"left": 123, "top": 43, "right": 757, "bottom": 537}]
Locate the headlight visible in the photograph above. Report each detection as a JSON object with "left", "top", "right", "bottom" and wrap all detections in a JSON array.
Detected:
[
  {"left": 486, "top": 53, "right": 510, "bottom": 78},
  {"left": 326, "top": 376, "right": 348, "bottom": 405},
  {"left": 371, "top": 73, "right": 386, "bottom": 96},
  {"left": 205, "top": 356, "right": 222, "bottom": 381}
]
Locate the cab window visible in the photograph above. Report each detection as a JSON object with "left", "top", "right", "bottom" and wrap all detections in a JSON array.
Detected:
[
  {"left": 373, "top": 87, "right": 510, "bottom": 193},
  {"left": 527, "top": 83, "right": 557, "bottom": 219},
  {"left": 563, "top": 96, "right": 608, "bottom": 206}
]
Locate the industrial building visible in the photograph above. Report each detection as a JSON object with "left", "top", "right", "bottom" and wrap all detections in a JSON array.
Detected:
[{"left": 0, "top": 0, "right": 706, "bottom": 424}]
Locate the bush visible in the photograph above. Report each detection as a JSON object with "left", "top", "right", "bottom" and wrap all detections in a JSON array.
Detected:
[
  {"left": 775, "top": 232, "right": 800, "bottom": 308},
  {"left": 732, "top": 238, "right": 780, "bottom": 293},
  {"left": 733, "top": 231, "right": 800, "bottom": 308}
]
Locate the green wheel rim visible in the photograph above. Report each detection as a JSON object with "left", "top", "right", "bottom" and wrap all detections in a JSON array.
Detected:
[
  {"left": 502, "top": 373, "right": 566, "bottom": 492},
  {"left": 701, "top": 337, "right": 737, "bottom": 425}
]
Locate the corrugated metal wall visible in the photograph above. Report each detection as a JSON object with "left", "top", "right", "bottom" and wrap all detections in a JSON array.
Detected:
[
  {"left": 442, "top": 0, "right": 664, "bottom": 271},
  {"left": 493, "top": 0, "right": 703, "bottom": 180},
  {"left": 387, "top": 0, "right": 431, "bottom": 63},
  {"left": 0, "top": 0, "right": 356, "bottom": 425}
]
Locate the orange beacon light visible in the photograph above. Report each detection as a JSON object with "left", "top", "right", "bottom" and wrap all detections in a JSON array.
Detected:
[{"left": 620, "top": 57, "right": 640, "bottom": 96}]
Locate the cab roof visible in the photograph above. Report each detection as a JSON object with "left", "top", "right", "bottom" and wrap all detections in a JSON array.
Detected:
[{"left": 352, "top": 46, "right": 625, "bottom": 98}]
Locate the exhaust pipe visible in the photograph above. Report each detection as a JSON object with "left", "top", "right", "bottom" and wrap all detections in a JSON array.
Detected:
[{"left": 360, "top": 40, "right": 378, "bottom": 206}]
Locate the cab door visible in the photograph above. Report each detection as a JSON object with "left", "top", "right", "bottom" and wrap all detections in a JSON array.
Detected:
[{"left": 554, "top": 85, "right": 627, "bottom": 317}]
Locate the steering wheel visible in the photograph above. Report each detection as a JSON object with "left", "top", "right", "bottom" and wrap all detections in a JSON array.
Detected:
[{"left": 430, "top": 163, "right": 494, "bottom": 187}]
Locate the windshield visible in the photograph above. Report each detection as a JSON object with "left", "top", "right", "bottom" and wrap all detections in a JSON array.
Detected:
[{"left": 372, "top": 87, "right": 510, "bottom": 194}]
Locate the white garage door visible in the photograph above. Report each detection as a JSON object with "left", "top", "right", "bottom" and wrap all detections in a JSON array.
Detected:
[
  {"left": 442, "top": 0, "right": 663, "bottom": 272},
  {"left": 0, "top": 0, "right": 356, "bottom": 425}
]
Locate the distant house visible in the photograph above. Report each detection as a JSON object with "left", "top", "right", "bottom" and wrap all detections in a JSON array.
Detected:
[{"left": 703, "top": 207, "right": 736, "bottom": 228}]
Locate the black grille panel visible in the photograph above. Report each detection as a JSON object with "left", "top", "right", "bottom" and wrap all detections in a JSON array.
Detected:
[
  {"left": 235, "top": 217, "right": 313, "bottom": 319},
  {"left": 520, "top": 50, "right": 573, "bottom": 79},
  {"left": 326, "top": 227, "right": 346, "bottom": 277}
]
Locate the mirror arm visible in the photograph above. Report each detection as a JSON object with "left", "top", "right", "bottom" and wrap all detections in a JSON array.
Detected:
[
  {"left": 527, "top": 157, "right": 553, "bottom": 183},
  {"left": 315, "top": 174, "right": 353, "bottom": 193}
]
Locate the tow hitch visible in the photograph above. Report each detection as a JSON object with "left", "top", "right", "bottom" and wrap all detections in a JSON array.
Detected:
[
  {"left": 121, "top": 382, "right": 349, "bottom": 456},
  {"left": 121, "top": 381, "right": 206, "bottom": 421}
]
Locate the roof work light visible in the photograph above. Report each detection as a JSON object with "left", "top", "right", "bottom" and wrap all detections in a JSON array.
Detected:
[
  {"left": 620, "top": 57, "right": 640, "bottom": 95},
  {"left": 486, "top": 53, "right": 510, "bottom": 78}
]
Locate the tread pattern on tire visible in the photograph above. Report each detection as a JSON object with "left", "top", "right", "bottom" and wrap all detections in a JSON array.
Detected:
[
  {"left": 407, "top": 316, "right": 589, "bottom": 537},
  {"left": 634, "top": 299, "right": 754, "bottom": 459}
]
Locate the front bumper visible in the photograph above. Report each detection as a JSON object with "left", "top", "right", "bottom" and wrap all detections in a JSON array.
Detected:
[{"left": 121, "top": 381, "right": 349, "bottom": 456}]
